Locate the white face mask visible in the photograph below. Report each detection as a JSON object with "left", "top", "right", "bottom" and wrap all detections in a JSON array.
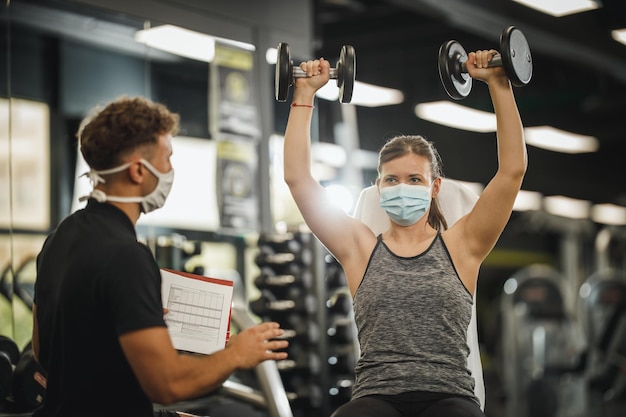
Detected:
[
  {"left": 379, "top": 183, "right": 431, "bottom": 226},
  {"left": 80, "top": 159, "right": 174, "bottom": 213}
]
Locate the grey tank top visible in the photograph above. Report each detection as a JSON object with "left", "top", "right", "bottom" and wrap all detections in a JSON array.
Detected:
[{"left": 351, "top": 233, "right": 477, "bottom": 402}]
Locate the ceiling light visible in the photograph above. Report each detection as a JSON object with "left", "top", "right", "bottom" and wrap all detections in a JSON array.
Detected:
[
  {"left": 544, "top": 195, "right": 591, "bottom": 219},
  {"left": 350, "top": 82, "right": 404, "bottom": 107},
  {"left": 512, "top": 0, "right": 599, "bottom": 17},
  {"left": 135, "top": 25, "right": 216, "bottom": 62},
  {"left": 514, "top": 190, "right": 543, "bottom": 211},
  {"left": 415, "top": 104, "right": 598, "bottom": 154},
  {"left": 591, "top": 204, "right": 626, "bottom": 226},
  {"left": 612, "top": 29, "right": 626, "bottom": 46},
  {"left": 415, "top": 101, "right": 497, "bottom": 132},
  {"left": 524, "top": 126, "right": 599, "bottom": 153},
  {"left": 315, "top": 83, "right": 341, "bottom": 101},
  {"left": 316, "top": 81, "right": 404, "bottom": 107}
]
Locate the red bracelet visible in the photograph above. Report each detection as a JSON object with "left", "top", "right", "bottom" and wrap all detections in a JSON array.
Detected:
[{"left": 291, "top": 103, "right": 315, "bottom": 108}]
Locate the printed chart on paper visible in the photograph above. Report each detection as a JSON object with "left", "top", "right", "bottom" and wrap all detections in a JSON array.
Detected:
[{"left": 165, "top": 284, "right": 226, "bottom": 346}]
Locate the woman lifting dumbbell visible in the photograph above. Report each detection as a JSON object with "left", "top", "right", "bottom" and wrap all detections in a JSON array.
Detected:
[{"left": 281, "top": 33, "right": 528, "bottom": 417}]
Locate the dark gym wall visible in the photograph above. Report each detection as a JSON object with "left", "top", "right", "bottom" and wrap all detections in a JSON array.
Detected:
[{"left": 60, "top": 40, "right": 146, "bottom": 117}]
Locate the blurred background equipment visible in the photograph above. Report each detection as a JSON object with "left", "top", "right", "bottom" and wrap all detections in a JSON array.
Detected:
[
  {"left": 0, "top": 336, "right": 20, "bottom": 408},
  {"left": 499, "top": 264, "right": 587, "bottom": 417},
  {"left": 250, "top": 231, "right": 357, "bottom": 417}
]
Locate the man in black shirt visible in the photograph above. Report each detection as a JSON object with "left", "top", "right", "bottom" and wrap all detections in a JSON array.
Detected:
[{"left": 32, "top": 96, "right": 288, "bottom": 417}]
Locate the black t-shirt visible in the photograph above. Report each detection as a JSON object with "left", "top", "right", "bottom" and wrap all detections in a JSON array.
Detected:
[{"left": 33, "top": 200, "right": 167, "bottom": 417}]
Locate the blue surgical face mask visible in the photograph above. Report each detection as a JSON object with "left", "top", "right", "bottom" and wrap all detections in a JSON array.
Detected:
[
  {"left": 379, "top": 183, "right": 432, "bottom": 226},
  {"left": 80, "top": 159, "right": 174, "bottom": 214}
]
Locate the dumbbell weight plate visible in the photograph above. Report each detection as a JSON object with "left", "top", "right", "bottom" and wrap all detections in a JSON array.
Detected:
[
  {"left": 12, "top": 344, "right": 46, "bottom": 411},
  {"left": 0, "top": 357, "right": 12, "bottom": 404},
  {"left": 500, "top": 26, "right": 532, "bottom": 87},
  {"left": 337, "top": 45, "right": 356, "bottom": 103},
  {"left": 0, "top": 336, "right": 20, "bottom": 403},
  {"left": 275, "top": 42, "right": 292, "bottom": 102},
  {"left": 0, "top": 336, "right": 19, "bottom": 365},
  {"left": 438, "top": 40, "right": 472, "bottom": 100}
]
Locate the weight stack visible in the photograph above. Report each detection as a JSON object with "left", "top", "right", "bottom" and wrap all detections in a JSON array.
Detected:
[
  {"left": 250, "top": 231, "right": 358, "bottom": 417},
  {"left": 322, "top": 254, "right": 357, "bottom": 415},
  {"left": 152, "top": 233, "right": 204, "bottom": 275},
  {"left": 250, "top": 231, "right": 328, "bottom": 417}
]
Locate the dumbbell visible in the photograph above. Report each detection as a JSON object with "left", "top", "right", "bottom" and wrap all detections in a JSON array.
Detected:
[
  {"left": 329, "top": 378, "right": 353, "bottom": 407},
  {"left": 258, "top": 231, "right": 312, "bottom": 254},
  {"left": 276, "top": 349, "right": 322, "bottom": 374},
  {"left": 327, "top": 316, "right": 356, "bottom": 344},
  {"left": 275, "top": 43, "right": 356, "bottom": 103},
  {"left": 286, "top": 382, "right": 323, "bottom": 408},
  {"left": 0, "top": 336, "right": 20, "bottom": 404},
  {"left": 12, "top": 342, "right": 46, "bottom": 412},
  {"left": 249, "top": 290, "right": 318, "bottom": 317},
  {"left": 255, "top": 247, "right": 313, "bottom": 268},
  {"left": 438, "top": 26, "right": 533, "bottom": 100},
  {"left": 254, "top": 270, "right": 314, "bottom": 291},
  {"left": 326, "top": 288, "right": 352, "bottom": 316},
  {"left": 327, "top": 345, "right": 357, "bottom": 374},
  {"left": 278, "top": 317, "right": 321, "bottom": 344}
]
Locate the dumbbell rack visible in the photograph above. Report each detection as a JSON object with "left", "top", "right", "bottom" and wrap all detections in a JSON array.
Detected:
[{"left": 250, "top": 230, "right": 357, "bottom": 417}]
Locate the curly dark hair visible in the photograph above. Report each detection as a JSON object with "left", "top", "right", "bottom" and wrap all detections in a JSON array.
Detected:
[
  {"left": 377, "top": 135, "right": 448, "bottom": 231},
  {"left": 78, "top": 96, "right": 180, "bottom": 170}
]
